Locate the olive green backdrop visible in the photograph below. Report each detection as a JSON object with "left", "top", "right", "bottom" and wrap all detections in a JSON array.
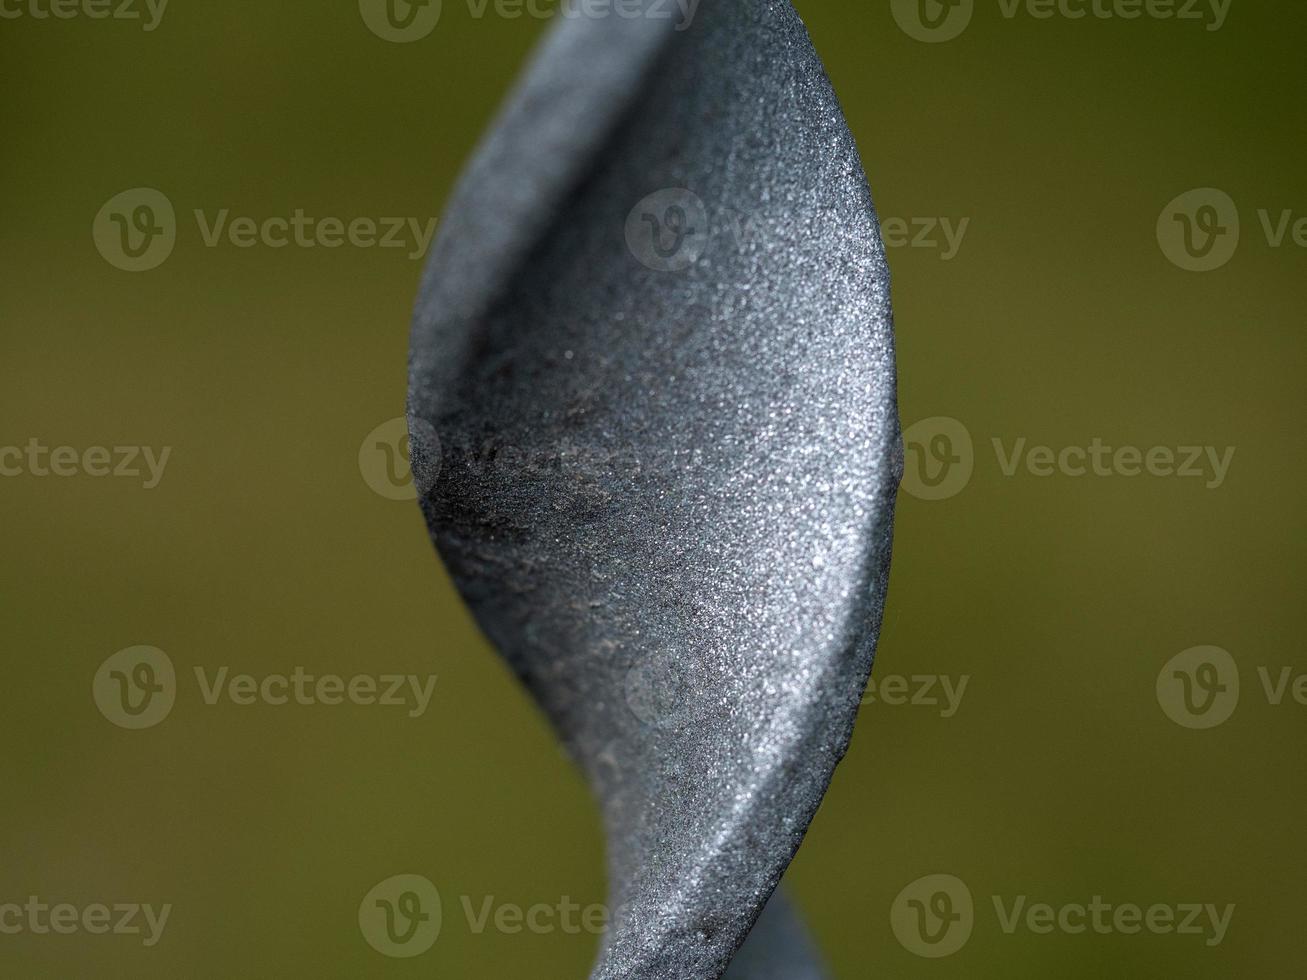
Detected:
[{"left": 2, "top": 1, "right": 1303, "bottom": 976}]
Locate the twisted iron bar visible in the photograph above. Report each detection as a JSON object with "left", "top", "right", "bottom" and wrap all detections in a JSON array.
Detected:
[{"left": 409, "top": 2, "right": 900, "bottom": 975}]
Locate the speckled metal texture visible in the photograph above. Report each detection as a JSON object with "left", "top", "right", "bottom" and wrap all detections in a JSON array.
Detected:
[{"left": 408, "top": 1, "right": 901, "bottom": 977}]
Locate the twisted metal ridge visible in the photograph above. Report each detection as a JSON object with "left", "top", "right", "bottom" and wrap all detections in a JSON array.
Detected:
[{"left": 408, "top": 1, "right": 900, "bottom": 976}]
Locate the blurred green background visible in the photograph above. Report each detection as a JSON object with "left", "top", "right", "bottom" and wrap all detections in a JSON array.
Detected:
[{"left": 2, "top": 0, "right": 1304, "bottom": 976}]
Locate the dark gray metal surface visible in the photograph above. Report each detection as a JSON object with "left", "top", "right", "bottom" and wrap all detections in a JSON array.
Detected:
[{"left": 409, "top": 2, "right": 900, "bottom": 976}]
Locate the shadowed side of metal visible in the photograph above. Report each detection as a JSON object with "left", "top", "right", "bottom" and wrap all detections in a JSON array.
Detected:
[{"left": 409, "top": 1, "right": 900, "bottom": 977}]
